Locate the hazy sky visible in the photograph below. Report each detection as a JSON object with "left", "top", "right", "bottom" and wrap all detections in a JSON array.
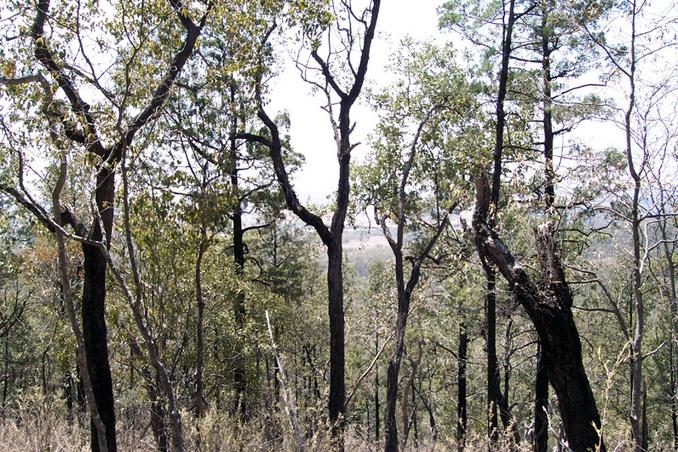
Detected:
[{"left": 269, "top": 1, "right": 446, "bottom": 203}]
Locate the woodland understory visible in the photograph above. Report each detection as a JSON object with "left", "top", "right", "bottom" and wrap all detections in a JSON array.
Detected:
[{"left": 0, "top": 0, "right": 677, "bottom": 451}]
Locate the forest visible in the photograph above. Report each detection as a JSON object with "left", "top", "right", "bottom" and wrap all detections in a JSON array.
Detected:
[{"left": 0, "top": 0, "right": 676, "bottom": 451}]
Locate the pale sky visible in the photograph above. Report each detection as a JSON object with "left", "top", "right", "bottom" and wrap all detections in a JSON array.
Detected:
[{"left": 269, "top": 1, "right": 446, "bottom": 203}]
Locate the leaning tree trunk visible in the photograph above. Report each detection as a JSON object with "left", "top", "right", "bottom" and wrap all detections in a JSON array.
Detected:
[{"left": 468, "top": 174, "right": 605, "bottom": 452}]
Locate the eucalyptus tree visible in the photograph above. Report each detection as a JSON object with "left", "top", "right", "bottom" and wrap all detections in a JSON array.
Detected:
[
  {"left": 243, "top": 0, "right": 382, "bottom": 439},
  {"left": 514, "top": 2, "right": 612, "bottom": 448},
  {"left": 354, "top": 41, "right": 485, "bottom": 451},
  {"left": 0, "top": 1, "right": 211, "bottom": 449},
  {"left": 157, "top": 5, "right": 291, "bottom": 415},
  {"left": 439, "top": 0, "right": 528, "bottom": 440},
  {"left": 581, "top": 0, "right": 678, "bottom": 448}
]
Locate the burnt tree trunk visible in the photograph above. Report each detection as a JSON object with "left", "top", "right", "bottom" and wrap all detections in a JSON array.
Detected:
[
  {"left": 486, "top": 0, "right": 516, "bottom": 442},
  {"left": 469, "top": 175, "right": 605, "bottom": 452},
  {"left": 457, "top": 322, "right": 467, "bottom": 452},
  {"left": 534, "top": 342, "right": 549, "bottom": 452},
  {"left": 249, "top": 6, "right": 381, "bottom": 445},
  {"left": 230, "top": 87, "right": 247, "bottom": 417},
  {"left": 83, "top": 169, "right": 117, "bottom": 452},
  {"left": 327, "top": 242, "right": 346, "bottom": 428},
  {"left": 485, "top": 272, "right": 500, "bottom": 441},
  {"left": 535, "top": 7, "right": 554, "bottom": 447},
  {"left": 384, "top": 306, "right": 408, "bottom": 452}
]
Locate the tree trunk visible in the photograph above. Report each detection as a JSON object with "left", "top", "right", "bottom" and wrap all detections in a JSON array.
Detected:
[
  {"left": 536, "top": 6, "right": 554, "bottom": 448},
  {"left": 485, "top": 271, "right": 500, "bottom": 442},
  {"left": 231, "top": 84, "right": 247, "bottom": 418},
  {"left": 82, "top": 181, "right": 117, "bottom": 452},
  {"left": 375, "top": 330, "right": 380, "bottom": 443},
  {"left": 469, "top": 176, "right": 605, "bottom": 452},
  {"left": 457, "top": 322, "right": 467, "bottom": 452},
  {"left": 534, "top": 341, "right": 549, "bottom": 452},
  {"left": 327, "top": 243, "right": 346, "bottom": 431},
  {"left": 486, "top": 0, "right": 515, "bottom": 442},
  {"left": 150, "top": 377, "right": 169, "bottom": 452},
  {"left": 195, "top": 227, "right": 207, "bottom": 418},
  {"left": 384, "top": 316, "right": 406, "bottom": 451}
]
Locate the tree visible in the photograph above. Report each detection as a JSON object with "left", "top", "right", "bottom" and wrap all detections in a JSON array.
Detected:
[
  {"left": 243, "top": 0, "right": 382, "bottom": 442},
  {"left": 0, "top": 1, "right": 210, "bottom": 449},
  {"left": 355, "top": 40, "right": 484, "bottom": 451},
  {"left": 582, "top": 0, "right": 678, "bottom": 448},
  {"left": 463, "top": 173, "right": 606, "bottom": 451}
]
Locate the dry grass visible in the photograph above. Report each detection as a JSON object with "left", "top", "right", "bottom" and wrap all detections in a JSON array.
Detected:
[{"left": 0, "top": 392, "right": 670, "bottom": 451}]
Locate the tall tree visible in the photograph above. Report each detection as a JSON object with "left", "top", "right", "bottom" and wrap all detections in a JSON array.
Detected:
[
  {"left": 355, "top": 41, "right": 483, "bottom": 451},
  {"left": 0, "top": 1, "right": 211, "bottom": 449},
  {"left": 583, "top": 0, "right": 678, "bottom": 448},
  {"left": 440, "top": 0, "right": 524, "bottom": 440},
  {"left": 244, "top": 0, "right": 382, "bottom": 441}
]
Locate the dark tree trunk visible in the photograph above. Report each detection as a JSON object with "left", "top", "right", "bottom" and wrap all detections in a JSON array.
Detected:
[
  {"left": 457, "top": 322, "right": 467, "bottom": 452},
  {"left": 149, "top": 376, "right": 168, "bottom": 452},
  {"left": 469, "top": 176, "right": 605, "bottom": 452},
  {"left": 230, "top": 85, "right": 248, "bottom": 418},
  {"left": 83, "top": 169, "right": 117, "bottom": 452},
  {"left": 327, "top": 243, "right": 346, "bottom": 429},
  {"left": 77, "top": 365, "right": 86, "bottom": 418},
  {"left": 82, "top": 243, "right": 116, "bottom": 452},
  {"left": 531, "top": 225, "right": 604, "bottom": 451},
  {"left": 485, "top": 0, "right": 515, "bottom": 443},
  {"left": 383, "top": 247, "right": 409, "bottom": 452},
  {"left": 251, "top": 6, "right": 381, "bottom": 447},
  {"left": 500, "top": 318, "right": 519, "bottom": 444},
  {"left": 384, "top": 310, "right": 408, "bottom": 452},
  {"left": 534, "top": 341, "right": 549, "bottom": 452},
  {"left": 382, "top": 232, "right": 443, "bottom": 452},
  {"left": 485, "top": 271, "right": 500, "bottom": 442},
  {"left": 536, "top": 5, "right": 554, "bottom": 449},
  {"left": 65, "top": 369, "right": 75, "bottom": 425}
]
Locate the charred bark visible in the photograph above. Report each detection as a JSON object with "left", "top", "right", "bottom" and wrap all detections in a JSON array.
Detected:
[
  {"left": 457, "top": 322, "right": 468, "bottom": 452},
  {"left": 249, "top": 3, "right": 381, "bottom": 443},
  {"left": 485, "top": 0, "right": 516, "bottom": 441},
  {"left": 467, "top": 174, "right": 605, "bottom": 452},
  {"left": 534, "top": 342, "right": 549, "bottom": 452},
  {"left": 230, "top": 86, "right": 248, "bottom": 417},
  {"left": 82, "top": 178, "right": 117, "bottom": 452}
]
